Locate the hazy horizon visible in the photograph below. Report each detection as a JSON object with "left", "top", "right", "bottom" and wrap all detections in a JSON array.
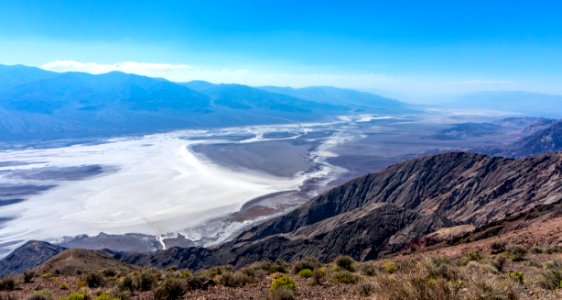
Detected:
[{"left": 1, "top": 1, "right": 562, "bottom": 103}]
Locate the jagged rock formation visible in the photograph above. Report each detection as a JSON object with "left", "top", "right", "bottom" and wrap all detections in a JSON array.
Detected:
[
  {"left": 0, "top": 241, "right": 65, "bottom": 276},
  {"left": 119, "top": 152, "right": 562, "bottom": 269}
]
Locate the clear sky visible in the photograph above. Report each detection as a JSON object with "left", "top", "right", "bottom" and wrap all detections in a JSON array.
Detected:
[{"left": 1, "top": 0, "right": 562, "bottom": 101}]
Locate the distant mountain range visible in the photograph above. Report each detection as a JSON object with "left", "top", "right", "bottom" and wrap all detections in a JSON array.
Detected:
[
  {"left": 3, "top": 151, "right": 560, "bottom": 276},
  {"left": 450, "top": 91, "right": 562, "bottom": 118},
  {"left": 0, "top": 65, "right": 410, "bottom": 141},
  {"left": 474, "top": 119, "right": 562, "bottom": 157}
]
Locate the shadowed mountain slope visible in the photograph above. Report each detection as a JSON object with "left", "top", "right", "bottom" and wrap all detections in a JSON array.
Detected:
[{"left": 2, "top": 152, "right": 561, "bottom": 275}]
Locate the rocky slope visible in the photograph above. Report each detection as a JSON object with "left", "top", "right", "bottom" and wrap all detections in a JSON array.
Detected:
[
  {"left": 0, "top": 241, "right": 64, "bottom": 276},
  {"left": 2, "top": 152, "right": 561, "bottom": 275},
  {"left": 119, "top": 152, "right": 562, "bottom": 269}
]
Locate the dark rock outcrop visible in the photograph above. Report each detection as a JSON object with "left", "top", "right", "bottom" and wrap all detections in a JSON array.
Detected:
[
  {"left": 120, "top": 152, "right": 562, "bottom": 269},
  {"left": 0, "top": 241, "right": 65, "bottom": 277}
]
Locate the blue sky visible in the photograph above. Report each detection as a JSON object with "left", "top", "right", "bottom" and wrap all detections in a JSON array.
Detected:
[{"left": 1, "top": 0, "right": 562, "bottom": 100}]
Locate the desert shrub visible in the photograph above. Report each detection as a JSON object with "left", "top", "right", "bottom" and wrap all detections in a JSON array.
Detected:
[
  {"left": 25, "top": 289, "right": 53, "bottom": 300},
  {"left": 357, "top": 282, "right": 376, "bottom": 296},
  {"left": 463, "top": 274, "right": 517, "bottom": 300},
  {"left": 490, "top": 242, "right": 506, "bottom": 254},
  {"left": 297, "top": 268, "right": 313, "bottom": 278},
  {"left": 179, "top": 269, "right": 191, "bottom": 278},
  {"left": 490, "top": 255, "right": 507, "bottom": 272},
  {"left": 460, "top": 251, "right": 482, "bottom": 265},
  {"left": 218, "top": 271, "right": 252, "bottom": 287},
  {"left": 201, "top": 265, "right": 232, "bottom": 280},
  {"left": 292, "top": 256, "right": 320, "bottom": 274},
  {"left": 118, "top": 275, "right": 135, "bottom": 292},
  {"left": 0, "top": 277, "right": 16, "bottom": 290},
  {"left": 60, "top": 281, "right": 69, "bottom": 290},
  {"left": 271, "top": 286, "right": 297, "bottom": 300},
  {"left": 138, "top": 271, "right": 157, "bottom": 291},
  {"left": 62, "top": 293, "right": 90, "bottom": 300},
  {"left": 506, "top": 245, "right": 527, "bottom": 262},
  {"left": 332, "top": 271, "right": 360, "bottom": 284},
  {"left": 311, "top": 267, "right": 326, "bottom": 286},
  {"left": 383, "top": 261, "right": 398, "bottom": 274},
  {"left": 508, "top": 271, "right": 524, "bottom": 283},
  {"left": 334, "top": 255, "right": 356, "bottom": 272},
  {"left": 359, "top": 262, "right": 377, "bottom": 276},
  {"left": 246, "top": 260, "right": 289, "bottom": 276},
  {"left": 154, "top": 277, "right": 186, "bottom": 300},
  {"left": 77, "top": 278, "right": 88, "bottom": 289},
  {"left": 86, "top": 272, "right": 104, "bottom": 288},
  {"left": 537, "top": 269, "right": 562, "bottom": 290},
  {"left": 186, "top": 274, "right": 214, "bottom": 290},
  {"left": 374, "top": 275, "right": 457, "bottom": 300},
  {"left": 24, "top": 271, "right": 36, "bottom": 283},
  {"left": 270, "top": 275, "right": 296, "bottom": 292},
  {"left": 421, "top": 257, "right": 457, "bottom": 280},
  {"left": 93, "top": 294, "right": 113, "bottom": 300},
  {"left": 102, "top": 269, "right": 117, "bottom": 278}
]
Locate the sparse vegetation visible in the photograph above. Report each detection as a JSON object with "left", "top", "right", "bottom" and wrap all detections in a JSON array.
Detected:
[
  {"left": 153, "top": 277, "right": 186, "bottom": 300},
  {"left": 383, "top": 261, "right": 398, "bottom": 273},
  {"left": 270, "top": 275, "right": 296, "bottom": 292},
  {"left": 297, "top": 268, "right": 313, "bottom": 278},
  {"left": 25, "top": 289, "right": 53, "bottom": 300},
  {"left": 332, "top": 270, "right": 360, "bottom": 284},
  {"left": 0, "top": 277, "right": 16, "bottom": 291},
  {"left": 85, "top": 272, "right": 104, "bottom": 288},
  {"left": 23, "top": 271, "right": 35, "bottom": 283},
  {"left": 506, "top": 245, "right": 527, "bottom": 262},
  {"left": 2, "top": 245, "right": 562, "bottom": 299},
  {"left": 508, "top": 271, "right": 524, "bottom": 283},
  {"left": 292, "top": 256, "right": 320, "bottom": 274},
  {"left": 334, "top": 255, "right": 356, "bottom": 272}
]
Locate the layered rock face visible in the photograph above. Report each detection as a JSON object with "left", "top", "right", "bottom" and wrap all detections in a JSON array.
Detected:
[
  {"left": 121, "top": 152, "right": 562, "bottom": 269},
  {"left": 2, "top": 152, "right": 561, "bottom": 274}
]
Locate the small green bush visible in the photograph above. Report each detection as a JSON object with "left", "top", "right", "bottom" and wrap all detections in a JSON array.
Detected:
[
  {"left": 292, "top": 256, "right": 320, "bottom": 274},
  {"left": 333, "top": 271, "right": 360, "bottom": 284},
  {"left": 357, "top": 282, "right": 375, "bottom": 296},
  {"left": 23, "top": 271, "right": 35, "bottom": 283},
  {"left": 359, "top": 262, "right": 377, "bottom": 276},
  {"left": 297, "top": 268, "right": 313, "bottom": 278},
  {"left": 186, "top": 274, "right": 214, "bottom": 290},
  {"left": 383, "top": 261, "right": 397, "bottom": 274},
  {"left": 63, "top": 293, "right": 90, "bottom": 300},
  {"left": 506, "top": 245, "right": 527, "bottom": 262},
  {"left": 138, "top": 271, "right": 157, "bottom": 291},
  {"left": 0, "top": 277, "right": 16, "bottom": 290},
  {"left": 101, "top": 269, "right": 117, "bottom": 278},
  {"left": 154, "top": 277, "right": 186, "bottom": 300},
  {"left": 270, "top": 275, "right": 296, "bottom": 292},
  {"left": 218, "top": 271, "right": 252, "bottom": 287},
  {"left": 59, "top": 281, "right": 69, "bottom": 290},
  {"left": 94, "top": 294, "right": 115, "bottom": 300},
  {"left": 271, "top": 286, "right": 297, "bottom": 300},
  {"left": 311, "top": 267, "right": 326, "bottom": 286},
  {"left": 460, "top": 251, "right": 482, "bottom": 265},
  {"left": 85, "top": 272, "right": 104, "bottom": 288},
  {"left": 508, "top": 271, "right": 524, "bottom": 283},
  {"left": 118, "top": 275, "right": 135, "bottom": 292},
  {"left": 491, "top": 255, "right": 507, "bottom": 272},
  {"left": 334, "top": 255, "right": 356, "bottom": 272},
  {"left": 538, "top": 269, "right": 562, "bottom": 290}
]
